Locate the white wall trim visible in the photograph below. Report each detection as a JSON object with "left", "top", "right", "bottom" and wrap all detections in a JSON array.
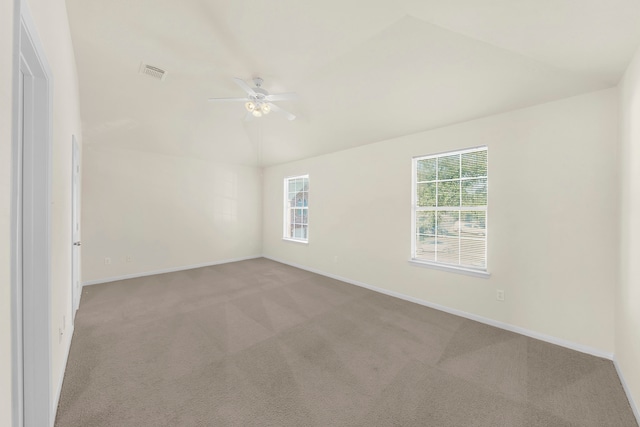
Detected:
[
  {"left": 10, "top": 3, "right": 21, "bottom": 426},
  {"left": 408, "top": 259, "right": 491, "bottom": 278},
  {"left": 614, "top": 357, "right": 640, "bottom": 425},
  {"left": 82, "top": 255, "right": 263, "bottom": 286},
  {"left": 264, "top": 255, "right": 614, "bottom": 360},
  {"left": 51, "top": 324, "right": 73, "bottom": 427}
]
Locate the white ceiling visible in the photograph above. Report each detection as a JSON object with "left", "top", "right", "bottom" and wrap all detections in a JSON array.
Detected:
[{"left": 66, "top": 0, "right": 640, "bottom": 166}]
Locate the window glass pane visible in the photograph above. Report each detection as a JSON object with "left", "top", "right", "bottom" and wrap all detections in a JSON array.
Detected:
[
  {"left": 417, "top": 183, "right": 436, "bottom": 207},
  {"left": 416, "top": 211, "right": 436, "bottom": 236},
  {"left": 459, "top": 211, "right": 486, "bottom": 237},
  {"left": 302, "top": 179, "right": 309, "bottom": 191},
  {"left": 460, "top": 238, "right": 486, "bottom": 267},
  {"left": 461, "top": 178, "right": 487, "bottom": 206},
  {"left": 461, "top": 150, "right": 487, "bottom": 178},
  {"left": 288, "top": 179, "right": 296, "bottom": 193},
  {"left": 435, "top": 236, "right": 459, "bottom": 264},
  {"left": 438, "top": 154, "right": 460, "bottom": 180},
  {"left": 437, "top": 181, "right": 460, "bottom": 207},
  {"left": 302, "top": 192, "right": 309, "bottom": 207},
  {"left": 417, "top": 158, "right": 437, "bottom": 182},
  {"left": 289, "top": 211, "right": 295, "bottom": 226},
  {"left": 302, "top": 209, "right": 308, "bottom": 224},
  {"left": 437, "top": 211, "right": 460, "bottom": 237},
  {"left": 415, "top": 234, "right": 436, "bottom": 261},
  {"left": 293, "top": 225, "right": 306, "bottom": 239}
]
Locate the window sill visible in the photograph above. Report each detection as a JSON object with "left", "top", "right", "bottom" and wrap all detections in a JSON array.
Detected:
[
  {"left": 282, "top": 238, "right": 309, "bottom": 245},
  {"left": 408, "top": 259, "right": 491, "bottom": 278}
]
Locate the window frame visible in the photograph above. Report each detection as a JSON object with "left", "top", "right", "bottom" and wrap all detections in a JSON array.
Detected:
[
  {"left": 410, "top": 146, "right": 489, "bottom": 276},
  {"left": 283, "top": 174, "right": 310, "bottom": 243}
]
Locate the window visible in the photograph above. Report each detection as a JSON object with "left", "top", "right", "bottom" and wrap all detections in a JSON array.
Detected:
[
  {"left": 412, "top": 147, "right": 487, "bottom": 271},
  {"left": 284, "top": 175, "right": 309, "bottom": 242}
]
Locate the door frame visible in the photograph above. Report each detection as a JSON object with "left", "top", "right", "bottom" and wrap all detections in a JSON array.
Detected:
[
  {"left": 71, "top": 135, "right": 81, "bottom": 319},
  {"left": 11, "top": 1, "right": 54, "bottom": 426}
]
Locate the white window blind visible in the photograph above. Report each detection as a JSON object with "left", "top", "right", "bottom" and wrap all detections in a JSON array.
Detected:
[
  {"left": 283, "top": 175, "right": 309, "bottom": 242},
  {"left": 412, "top": 147, "right": 488, "bottom": 270}
]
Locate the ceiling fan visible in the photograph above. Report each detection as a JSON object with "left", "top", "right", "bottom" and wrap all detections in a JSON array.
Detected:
[{"left": 208, "top": 77, "right": 298, "bottom": 121}]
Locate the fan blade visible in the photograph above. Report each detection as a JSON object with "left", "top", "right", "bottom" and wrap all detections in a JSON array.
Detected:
[
  {"left": 266, "top": 92, "right": 298, "bottom": 102},
  {"left": 208, "top": 97, "right": 248, "bottom": 102},
  {"left": 268, "top": 103, "right": 296, "bottom": 121},
  {"left": 233, "top": 77, "right": 257, "bottom": 97}
]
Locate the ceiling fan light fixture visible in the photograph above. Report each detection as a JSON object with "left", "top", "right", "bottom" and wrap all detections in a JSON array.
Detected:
[{"left": 210, "top": 77, "right": 296, "bottom": 120}]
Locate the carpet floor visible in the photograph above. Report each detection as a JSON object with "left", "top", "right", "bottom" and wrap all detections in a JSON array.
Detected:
[{"left": 55, "top": 258, "right": 637, "bottom": 426}]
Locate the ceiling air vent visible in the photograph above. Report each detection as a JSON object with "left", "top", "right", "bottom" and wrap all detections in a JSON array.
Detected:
[{"left": 139, "top": 63, "right": 166, "bottom": 81}]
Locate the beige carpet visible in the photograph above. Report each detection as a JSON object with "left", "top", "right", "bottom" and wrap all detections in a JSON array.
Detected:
[{"left": 55, "top": 258, "right": 637, "bottom": 426}]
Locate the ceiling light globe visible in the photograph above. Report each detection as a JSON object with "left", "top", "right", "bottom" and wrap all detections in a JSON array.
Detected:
[
  {"left": 262, "top": 104, "right": 271, "bottom": 114},
  {"left": 252, "top": 109, "right": 262, "bottom": 117},
  {"left": 245, "top": 102, "right": 255, "bottom": 112}
]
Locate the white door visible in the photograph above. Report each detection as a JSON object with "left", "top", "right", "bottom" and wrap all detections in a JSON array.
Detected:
[
  {"left": 14, "top": 6, "right": 53, "bottom": 426},
  {"left": 72, "top": 136, "right": 81, "bottom": 318}
]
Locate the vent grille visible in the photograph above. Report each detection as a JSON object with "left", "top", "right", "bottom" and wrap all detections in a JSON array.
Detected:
[{"left": 139, "top": 63, "right": 166, "bottom": 81}]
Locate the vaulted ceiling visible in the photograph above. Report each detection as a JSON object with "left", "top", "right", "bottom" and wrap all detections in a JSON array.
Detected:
[{"left": 66, "top": 0, "right": 640, "bottom": 166}]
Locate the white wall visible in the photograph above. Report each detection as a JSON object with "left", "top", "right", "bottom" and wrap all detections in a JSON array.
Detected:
[
  {"left": 81, "top": 145, "right": 262, "bottom": 283},
  {"left": 264, "top": 89, "right": 619, "bottom": 354},
  {"left": 618, "top": 44, "right": 640, "bottom": 418},
  {"left": 0, "top": 0, "right": 16, "bottom": 424}
]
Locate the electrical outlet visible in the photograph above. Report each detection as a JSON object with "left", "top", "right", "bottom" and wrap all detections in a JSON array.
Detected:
[
  {"left": 104, "top": 257, "right": 111, "bottom": 265},
  {"left": 333, "top": 255, "right": 338, "bottom": 263},
  {"left": 496, "top": 289, "right": 505, "bottom": 301},
  {"left": 58, "top": 328, "right": 63, "bottom": 343},
  {"left": 126, "top": 255, "right": 132, "bottom": 263}
]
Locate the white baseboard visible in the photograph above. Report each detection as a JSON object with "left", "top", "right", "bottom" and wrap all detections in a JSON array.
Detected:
[
  {"left": 264, "top": 256, "right": 614, "bottom": 360},
  {"left": 614, "top": 357, "right": 640, "bottom": 425},
  {"left": 82, "top": 255, "right": 262, "bottom": 287},
  {"left": 51, "top": 323, "right": 74, "bottom": 427}
]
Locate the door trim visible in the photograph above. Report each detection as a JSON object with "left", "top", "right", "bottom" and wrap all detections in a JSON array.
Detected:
[
  {"left": 71, "top": 135, "right": 81, "bottom": 318},
  {"left": 11, "top": 1, "right": 54, "bottom": 426}
]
